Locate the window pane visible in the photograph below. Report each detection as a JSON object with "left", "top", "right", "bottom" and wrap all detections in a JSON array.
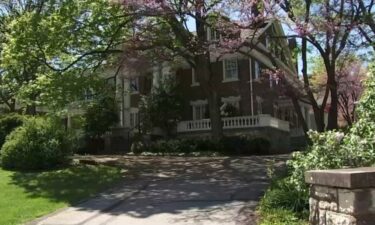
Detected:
[
  {"left": 130, "top": 78, "right": 139, "bottom": 92},
  {"left": 225, "top": 60, "right": 238, "bottom": 80}
]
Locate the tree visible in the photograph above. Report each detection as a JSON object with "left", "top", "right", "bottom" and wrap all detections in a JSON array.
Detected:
[
  {"left": 274, "top": 0, "right": 361, "bottom": 131},
  {"left": 121, "top": 0, "right": 266, "bottom": 139},
  {"left": 311, "top": 55, "right": 366, "bottom": 126},
  {"left": 139, "top": 76, "right": 183, "bottom": 138},
  {"left": 0, "top": 0, "right": 129, "bottom": 114}
]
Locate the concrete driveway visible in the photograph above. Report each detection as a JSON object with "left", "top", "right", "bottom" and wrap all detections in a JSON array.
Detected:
[{"left": 29, "top": 155, "right": 288, "bottom": 225}]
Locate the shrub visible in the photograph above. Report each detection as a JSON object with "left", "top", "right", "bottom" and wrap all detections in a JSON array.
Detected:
[
  {"left": 259, "top": 178, "right": 309, "bottom": 213},
  {"left": 258, "top": 65, "right": 375, "bottom": 222},
  {"left": 137, "top": 136, "right": 271, "bottom": 156},
  {"left": 0, "top": 113, "right": 25, "bottom": 149},
  {"left": 84, "top": 95, "right": 119, "bottom": 138},
  {"left": 139, "top": 76, "right": 183, "bottom": 137},
  {"left": 0, "top": 117, "right": 73, "bottom": 170}
]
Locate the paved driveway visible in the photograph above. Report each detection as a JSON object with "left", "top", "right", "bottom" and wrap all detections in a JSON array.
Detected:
[{"left": 29, "top": 155, "right": 288, "bottom": 225}]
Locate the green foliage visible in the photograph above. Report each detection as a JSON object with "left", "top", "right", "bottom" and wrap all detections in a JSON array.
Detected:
[
  {"left": 0, "top": 117, "right": 73, "bottom": 170},
  {"left": 0, "top": 0, "right": 128, "bottom": 112},
  {"left": 83, "top": 95, "right": 119, "bottom": 138},
  {"left": 288, "top": 65, "right": 375, "bottom": 191},
  {"left": 0, "top": 113, "right": 25, "bottom": 149},
  {"left": 259, "top": 208, "right": 308, "bottom": 225},
  {"left": 135, "top": 136, "right": 271, "bottom": 156},
  {"left": 258, "top": 64, "right": 375, "bottom": 223},
  {"left": 259, "top": 178, "right": 309, "bottom": 213},
  {"left": 0, "top": 165, "right": 122, "bottom": 225},
  {"left": 139, "top": 76, "right": 183, "bottom": 136}
]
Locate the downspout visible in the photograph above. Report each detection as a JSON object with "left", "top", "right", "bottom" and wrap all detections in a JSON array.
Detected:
[{"left": 249, "top": 58, "right": 254, "bottom": 116}]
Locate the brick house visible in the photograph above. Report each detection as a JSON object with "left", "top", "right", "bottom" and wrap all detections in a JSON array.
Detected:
[{"left": 102, "top": 20, "right": 318, "bottom": 152}]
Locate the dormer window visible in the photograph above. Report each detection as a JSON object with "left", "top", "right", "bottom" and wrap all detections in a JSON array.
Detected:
[
  {"left": 207, "top": 27, "right": 219, "bottom": 41},
  {"left": 265, "top": 36, "right": 270, "bottom": 49},
  {"left": 254, "top": 60, "right": 261, "bottom": 80}
]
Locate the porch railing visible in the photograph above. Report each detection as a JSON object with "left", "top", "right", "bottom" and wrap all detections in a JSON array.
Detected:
[{"left": 177, "top": 114, "right": 290, "bottom": 133}]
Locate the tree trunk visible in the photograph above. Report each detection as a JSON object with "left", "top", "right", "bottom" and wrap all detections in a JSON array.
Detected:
[
  {"left": 207, "top": 89, "right": 223, "bottom": 140},
  {"left": 195, "top": 55, "right": 223, "bottom": 140},
  {"left": 301, "top": 37, "right": 325, "bottom": 132},
  {"left": 326, "top": 66, "right": 339, "bottom": 130}
]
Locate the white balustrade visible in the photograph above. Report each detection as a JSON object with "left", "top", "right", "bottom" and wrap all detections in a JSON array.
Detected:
[{"left": 177, "top": 114, "right": 290, "bottom": 133}]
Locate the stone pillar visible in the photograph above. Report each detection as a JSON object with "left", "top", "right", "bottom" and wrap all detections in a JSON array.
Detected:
[{"left": 305, "top": 167, "right": 375, "bottom": 225}]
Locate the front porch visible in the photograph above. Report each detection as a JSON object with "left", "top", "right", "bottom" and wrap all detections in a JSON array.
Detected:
[
  {"left": 177, "top": 114, "right": 292, "bottom": 153},
  {"left": 177, "top": 114, "right": 290, "bottom": 133}
]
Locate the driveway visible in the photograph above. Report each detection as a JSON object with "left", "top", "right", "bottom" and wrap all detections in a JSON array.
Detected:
[{"left": 29, "top": 155, "right": 288, "bottom": 225}]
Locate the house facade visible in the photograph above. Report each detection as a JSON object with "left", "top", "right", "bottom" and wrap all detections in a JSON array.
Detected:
[{"left": 103, "top": 20, "right": 317, "bottom": 152}]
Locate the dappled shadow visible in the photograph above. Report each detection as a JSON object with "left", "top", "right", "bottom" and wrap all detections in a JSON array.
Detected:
[
  {"left": 9, "top": 165, "right": 121, "bottom": 205},
  {"left": 21, "top": 155, "right": 288, "bottom": 224}
]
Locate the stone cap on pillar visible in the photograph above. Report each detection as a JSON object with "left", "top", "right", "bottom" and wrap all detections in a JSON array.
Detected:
[{"left": 305, "top": 167, "right": 375, "bottom": 189}]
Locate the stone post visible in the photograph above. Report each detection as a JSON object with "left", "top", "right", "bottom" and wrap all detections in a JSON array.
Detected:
[{"left": 305, "top": 167, "right": 375, "bottom": 225}]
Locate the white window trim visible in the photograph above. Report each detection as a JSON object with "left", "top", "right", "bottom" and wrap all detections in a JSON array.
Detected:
[
  {"left": 221, "top": 96, "right": 241, "bottom": 111},
  {"left": 221, "top": 96, "right": 241, "bottom": 104},
  {"left": 191, "top": 68, "right": 199, "bottom": 86},
  {"left": 223, "top": 59, "right": 239, "bottom": 82},
  {"left": 190, "top": 99, "right": 208, "bottom": 106}
]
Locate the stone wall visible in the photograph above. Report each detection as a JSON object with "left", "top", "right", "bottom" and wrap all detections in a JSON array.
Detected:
[{"left": 305, "top": 168, "right": 375, "bottom": 225}]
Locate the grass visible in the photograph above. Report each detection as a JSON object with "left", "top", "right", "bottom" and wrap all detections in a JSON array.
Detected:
[
  {"left": 258, "top": 208, "right": 309, "bottom": 225},
  {"left": 0, "top": 165, "right": 122, "bottom": 225},
  {"left": 257, "top": 177, "right": 309, "bottom": 225}
]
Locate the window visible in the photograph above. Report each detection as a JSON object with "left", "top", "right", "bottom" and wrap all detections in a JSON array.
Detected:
[
  {"left": 254, "top": 60, "right": 261, "bottom": 80},
  {"left": 265, "top": 36, "right": 270, "bottom": 49},
  {"left": 106, "top": 76, "right": 116, "bottom": 86},
  {"left": 190, "top": 100, "right": 208, "bottom": 120},
  {"left": 130, "top": 109, "right": 139, "bottom": 128},
  {"left": 221, "top": 96, "right": 241, "bottom": 117},
  {"left": 221, "top": 96, "right": 241, "bottom": 109},
  {"left": 207, "top": 27, "right": 219, "bottom": 41},
  {"left": 223, "top": 59, "right": 238, "bottom": 81},
  {"left": 84, "top": 89, "right": 94, "bottom": 100},
  {"left": 130, "top": 77, "right": 139, "bottom": 93},
  {"left": 193, "top": 105, "right": 207, "bottom": 120},
  {"left": 191, "top": 68, "right": 199, "bottom": 86}
]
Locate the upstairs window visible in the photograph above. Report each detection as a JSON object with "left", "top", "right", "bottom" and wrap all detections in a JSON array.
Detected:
[
  {"left": 207, "top": 27, "right": 219, "bottom": 41},
  {"left": 191, "top": 68, "right": 199, "bottom": 86},
  {"left": 254, "top": 60, "right": 261, "bottom": 80},
  {"left": 223, "top": 59, "right": 239, "bottom": 81},
  {"left": 130, "top": 77, "right": 139, "bottom": 93}
]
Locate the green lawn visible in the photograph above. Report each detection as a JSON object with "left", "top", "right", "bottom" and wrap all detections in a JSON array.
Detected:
[{"left": 0, "top": 165, "right": 122, "bottom": 225}]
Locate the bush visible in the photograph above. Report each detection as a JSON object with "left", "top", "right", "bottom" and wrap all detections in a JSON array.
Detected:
[
  {"left": 0, "top": 117, "right": 73, "bottom": 170},
  {"left": 258, "top": 65, "right": 375, "bottom": 223},
  {"left": 136, "top": 136, "right": 271, "bottom": 156},
  {"left": 259, "top": 178, "right": 309, "bottom": 213},
  {"left": 84, "top": 95, "right": 119, "bottom": 138},
  {"left": 0, "top": 113, "right": 25, "bottom": 149}
]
